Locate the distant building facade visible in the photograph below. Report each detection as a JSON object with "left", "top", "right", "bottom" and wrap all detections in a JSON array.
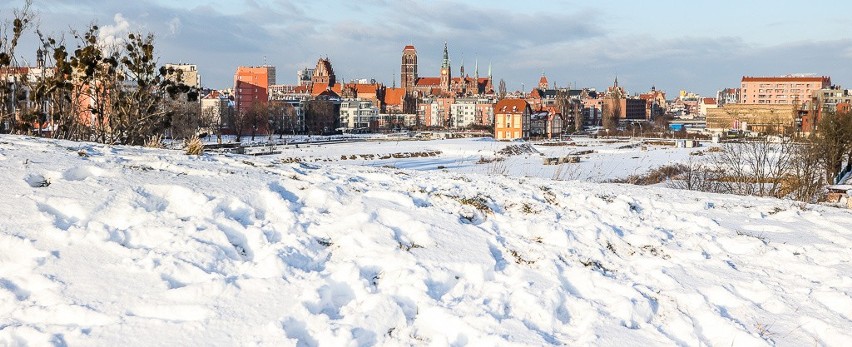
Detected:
[
  {"left": 740, "top": 76, "right": 830, "bottom": 105},
  {"left": 716, "top": 88, "right": 740, "bottom": 106},
  {"left": 164, "top": 63, "right": 201, "bottom": 89}
]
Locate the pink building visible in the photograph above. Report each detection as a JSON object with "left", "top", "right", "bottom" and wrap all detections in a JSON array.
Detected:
[{"left": 740, "top": 76, "right": 830, "bottom": 105}]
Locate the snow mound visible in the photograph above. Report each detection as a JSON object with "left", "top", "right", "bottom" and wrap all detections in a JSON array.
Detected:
[{"left": 1, "top": 136, "right": 851, "bottom": 346}]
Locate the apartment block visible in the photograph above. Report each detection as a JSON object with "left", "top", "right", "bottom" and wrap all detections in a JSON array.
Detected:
[{"left": 740, "top": 76, "right": 830, "bottom": 105}]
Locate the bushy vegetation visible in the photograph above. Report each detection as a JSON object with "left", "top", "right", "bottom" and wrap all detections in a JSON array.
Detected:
[{"left": 1, "top": 0, "right": 199, "bottom": 145}]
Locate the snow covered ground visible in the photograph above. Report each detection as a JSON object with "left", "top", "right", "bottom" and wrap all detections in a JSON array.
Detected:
[
  {"left": 263, "top": 136, "right": 698, "bottom": 181},
  {"left": 1, "top": 135, "right": 851, "bottom": 346}
]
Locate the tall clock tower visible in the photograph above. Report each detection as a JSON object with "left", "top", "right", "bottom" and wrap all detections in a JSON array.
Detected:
[{"left": 440, "top": 42, "right": 451, "bottom": 92}]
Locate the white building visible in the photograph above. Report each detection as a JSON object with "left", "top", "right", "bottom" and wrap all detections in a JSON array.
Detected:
[
  {"left": 450, "top": 102, "right": 477, "bottom": 128},
  {"left": 339, "top": 99, "right": 379, "bottom": 130}
]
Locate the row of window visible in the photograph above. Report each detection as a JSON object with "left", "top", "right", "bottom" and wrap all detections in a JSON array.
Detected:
[
  {"left": 754, "top": 83, "right": 813, "bottom": 88},
  {"left": 496, "top": 131, "right": 522, "bottom": 138},
  {"left": 754, "top": 100, "right": 792, "bottom": 104}
]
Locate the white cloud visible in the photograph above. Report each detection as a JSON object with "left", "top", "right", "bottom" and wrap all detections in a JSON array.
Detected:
[
  {"left": 98, "top": 13, "right": 131, "bottom": 50},
  {"left": 168, "top": 17, "right": 181, "bottom": 36}
]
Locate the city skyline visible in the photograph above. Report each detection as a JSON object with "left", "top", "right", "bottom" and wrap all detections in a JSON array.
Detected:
[{"left": 5, "top": 0, "right": 852, "bottom": 95}]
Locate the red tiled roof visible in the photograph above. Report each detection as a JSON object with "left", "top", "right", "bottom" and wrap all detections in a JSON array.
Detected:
[
  {"left": 702, "top": 97, "right": 717, "bottom": 105},
  {"left": 403, "top": 45, "right": 415, "bottom": 50},
  {"left": 415, "top": 77, "right": 441, "bottom": 86},
  {"left": 384, "top": 88, "right": 407, "bottom": 106},
  {"left": 353, "top": 83, "right": 379, "bottom": 94},
  {"left": 317, "top": 89, "right": 339, "bottom": 98},
  {"left": 311, "top": 83, "right": 342, "bottom": 96},
  {"left": 294, "top": 85, "right": 310, "bottom": 93},
  {"left": 529, "top": 89, "right": 542, "bottom": 98},
  {"left": 742, "top": 76, "right": 830, "bottom": 83},
  {"left": 495, "top": 99, "right": 530, "bottom": 114},
  {"left": 539, "top": 75, "right": 548, "bottom": 84}
]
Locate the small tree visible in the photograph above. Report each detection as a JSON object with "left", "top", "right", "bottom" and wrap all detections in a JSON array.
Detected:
[{"left": 814, "top": 110, "right": 852, "bottom": 183}]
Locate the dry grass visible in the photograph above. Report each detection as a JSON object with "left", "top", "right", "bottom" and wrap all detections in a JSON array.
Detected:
[
  {"left": 185, "top": 135, "right": 204, "bottom": 155},
  {"left": 613, "top": 164, "right": 687, "bottom": 185},
  {"left": 144, "top": 134, "right": 165, "bottom": 149}
]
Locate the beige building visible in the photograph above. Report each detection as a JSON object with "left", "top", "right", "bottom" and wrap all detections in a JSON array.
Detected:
[
  {"left": 740, "top": 76, "right": 830, "bottom": 105},
  {"left": 164, "top": 63, "right": 201, "bottom": 89},
  {"left": 698, "top": 98, "right": 717, "bottom": 116},
  {"left": 706, "top": 104, "right": 797, "bottom": 134}
]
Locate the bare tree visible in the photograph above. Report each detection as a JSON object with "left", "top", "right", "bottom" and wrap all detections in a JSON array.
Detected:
[
  {"left": 602, "top": 92, "right": 622, "bottom": 132},
  {"left": 226, "top": 107, "right": 250, "bottom": 143},
  {"left": 498, "top": 79, "right": 506, "bottom": 100},
  {"left": 710, "top": 131, "right": 797, "bottom": 198},
  {"left": 243, "top": 101, "right": 270, "bottom": 141},
  {"left": 304, "top": 99, "right": 336, "bottom": 135},
  {"left": 787, "top": 139, "right": 826, "bottom": 202}
]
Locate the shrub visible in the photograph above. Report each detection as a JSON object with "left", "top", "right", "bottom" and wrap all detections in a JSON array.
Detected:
[{"left": 185, "top": 135, "right": 204, "bottom": 155}]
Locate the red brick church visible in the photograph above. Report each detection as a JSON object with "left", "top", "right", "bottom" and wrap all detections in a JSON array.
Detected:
[{"left": 400, "top": 43, "right": 493, "bottom": 97}]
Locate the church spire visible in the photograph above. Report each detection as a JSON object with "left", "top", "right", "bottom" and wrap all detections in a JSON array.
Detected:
[
  {"left": 460, "top": 56, "right": 465, "bottom": 77},
  {"left": 614, "top": 75, "right": 619, "bottom": 88},
  {"left": 474, "top": 59, "right": 479, "bottom": 80},
  {"left": 488, "top": 61, "right": 492, "bottom": 79},
  {"left": 441, "top": 41, "right": 450, "bottom": 69}
]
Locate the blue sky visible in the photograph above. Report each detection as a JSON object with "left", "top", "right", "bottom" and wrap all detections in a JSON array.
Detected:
[{"left": 4, "top": 0, "right": 852, "bottom": 96}]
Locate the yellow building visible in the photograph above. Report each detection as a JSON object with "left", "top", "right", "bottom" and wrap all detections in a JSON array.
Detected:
[
  {"left": 706, "top": 104, "right": 798, "bottom": 134},
  {"left": 494, "top": 99, "right": 531, "bottom": 140}
]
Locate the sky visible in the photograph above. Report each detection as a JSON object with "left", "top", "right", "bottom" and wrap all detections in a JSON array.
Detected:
[{"left": 4, "top": 0, "right": 852, "bottom": 96}]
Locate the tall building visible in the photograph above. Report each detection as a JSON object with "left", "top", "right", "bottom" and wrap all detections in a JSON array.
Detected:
[
  {"left": 440, "top": 42, "right": 451, "bottom": 92},
  {"left": 297, "top": 67, "right": 314, "bottom": 87},
  {"left": 233, "top": 66, "right": 273, "bottom": 116},
  {"left": 401, "top": 45, "right": 417, "bottom": 90},
  {"left": 264, "top": 65, "right": 276, "bottom": 86},
  {"left": 740, "top": 75, "right": 830, "bottom": 105}
]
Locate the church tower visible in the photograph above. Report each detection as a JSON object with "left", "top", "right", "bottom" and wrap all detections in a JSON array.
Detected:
[
  {"left": 401, "top": 45, "right": 417, "bottom": 91},
  {"left": 440, "top": 42, "right": 451, "bottom": 92},
  {"left": 538, "top": 73, "right": 549, "bottom": 90},
  {"left": 312, "top": 58, "right": 336, "bottom": 86}
]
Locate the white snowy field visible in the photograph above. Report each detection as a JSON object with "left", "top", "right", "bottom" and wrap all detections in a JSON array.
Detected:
[
  {"left": 1, "top": 135, "right": 851, "bottom": 346},
  {"left": 267, "top": 136, "right": 698, "bottom": 181}
]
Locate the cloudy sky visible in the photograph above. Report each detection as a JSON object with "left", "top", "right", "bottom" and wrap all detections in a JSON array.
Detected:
[{"left": 5, "top": 0, "right": 852, "bottom": 96}]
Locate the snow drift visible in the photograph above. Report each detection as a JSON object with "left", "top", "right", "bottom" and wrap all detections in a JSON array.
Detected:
[{"left": 0, "top": 136, "right": 850, "bottom": 346}]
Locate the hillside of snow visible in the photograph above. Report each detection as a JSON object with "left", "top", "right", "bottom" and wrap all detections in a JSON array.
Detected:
[{"left": 1, "top": 135, "right": 851, "bottom": 346}]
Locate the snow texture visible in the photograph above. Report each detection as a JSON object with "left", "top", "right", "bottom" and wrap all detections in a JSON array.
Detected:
[{"left": 0, "top": 135, "right": 850, "bottom": 346}]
